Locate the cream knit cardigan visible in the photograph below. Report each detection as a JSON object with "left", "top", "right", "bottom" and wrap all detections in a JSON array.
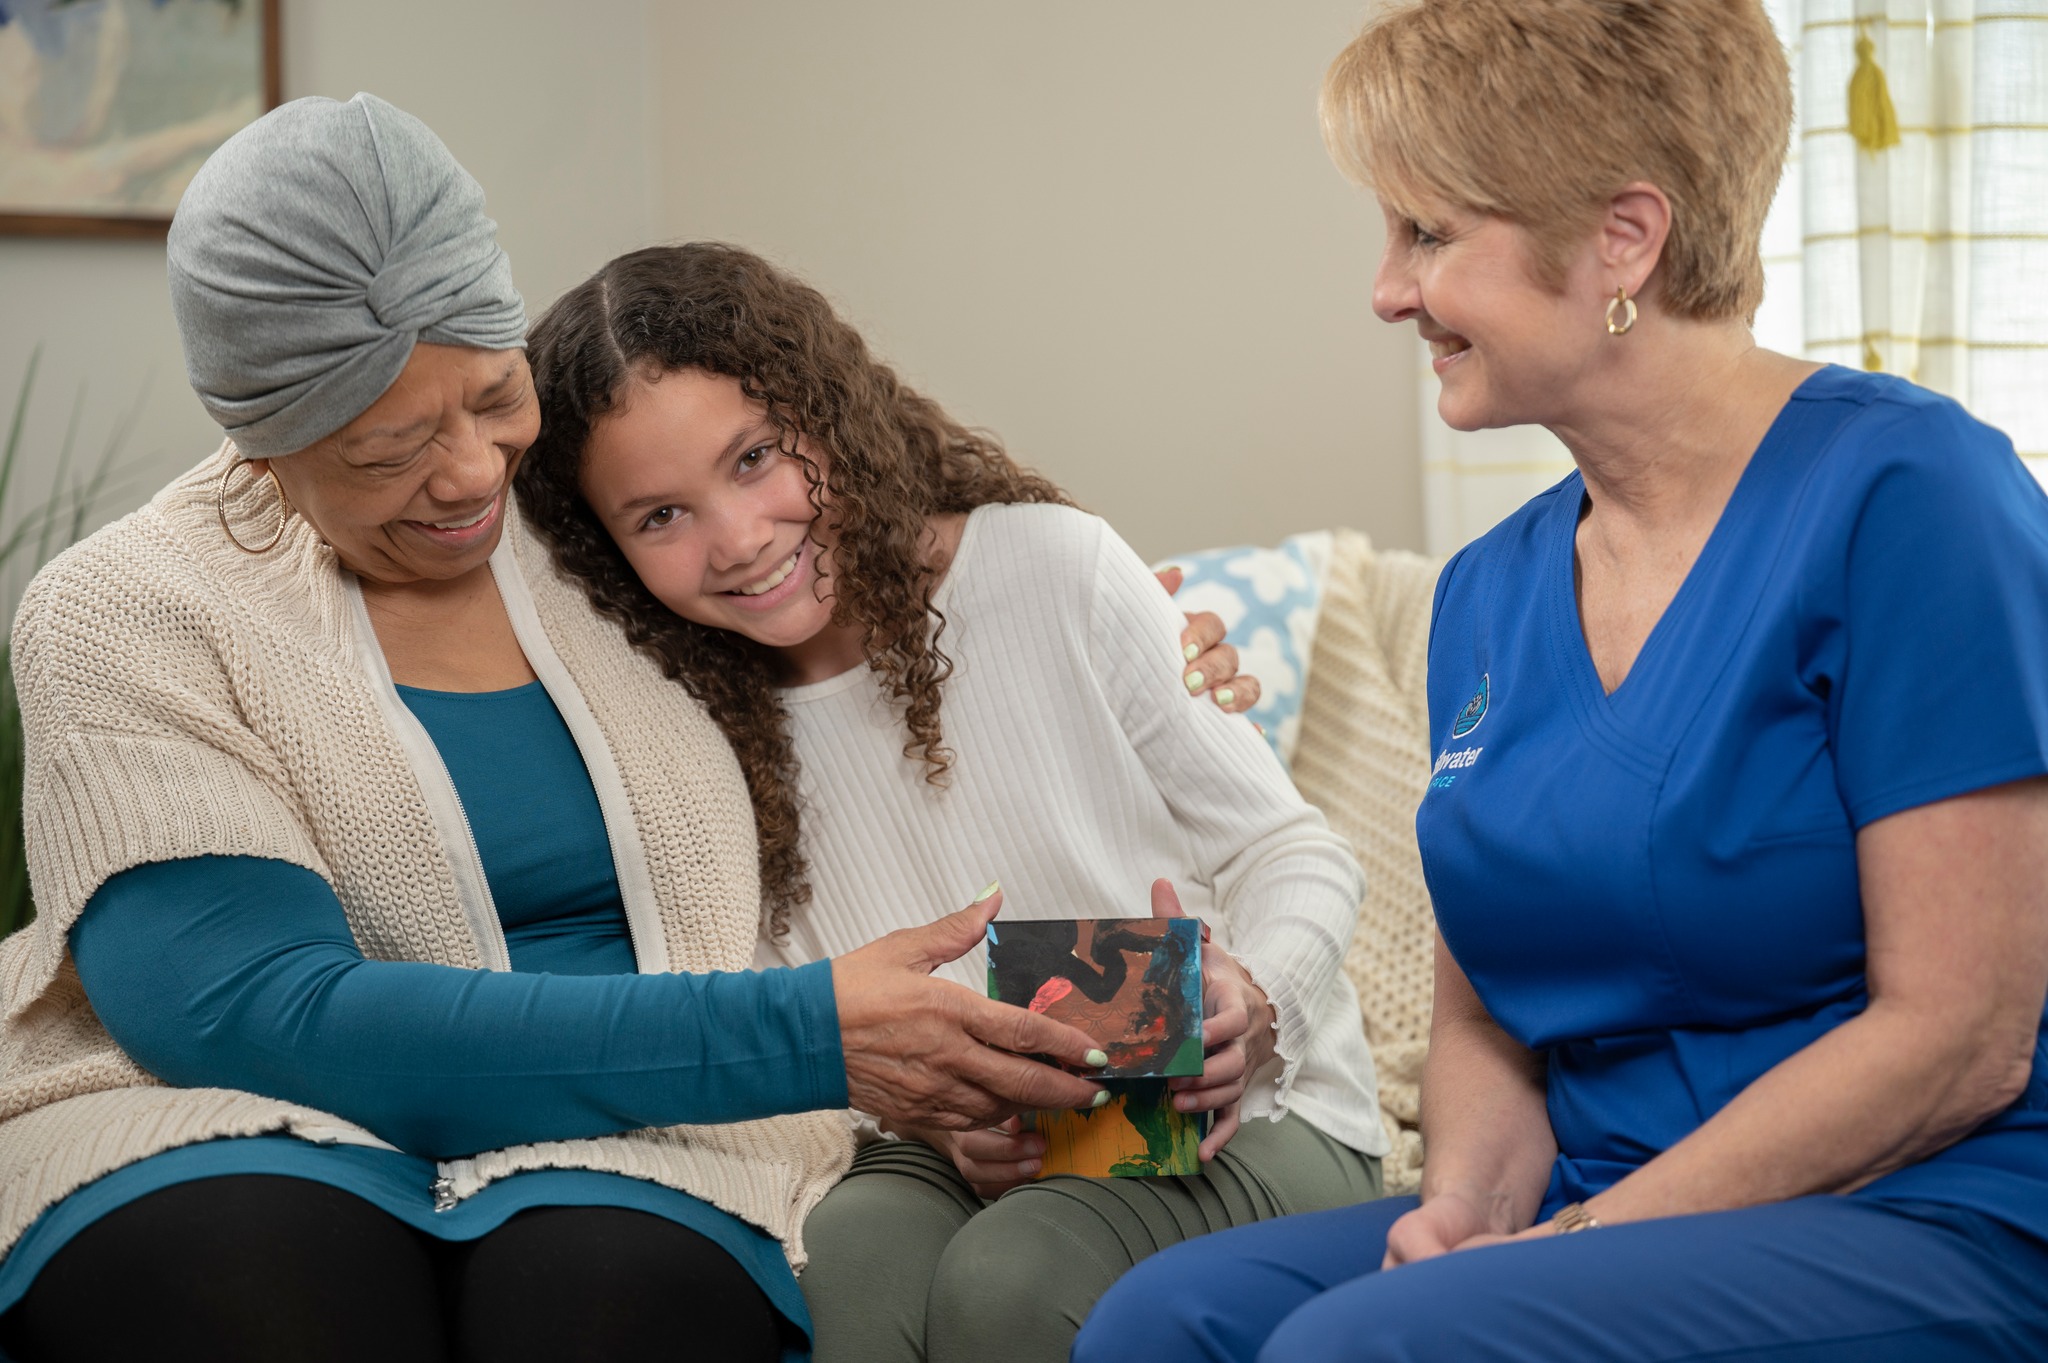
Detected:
[{"left": 0, "top": 444, "right": 853, "bottom": 1268}]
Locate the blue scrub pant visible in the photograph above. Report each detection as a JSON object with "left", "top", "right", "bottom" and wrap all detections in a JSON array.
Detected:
[{"left": 1073, "top": 1194, "right": 2048, "bottom": 1362}]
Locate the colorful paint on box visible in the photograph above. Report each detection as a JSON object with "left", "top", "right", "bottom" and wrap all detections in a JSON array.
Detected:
[
  {"left": 1027, "top": 1080, "right": 1206, "bottom": 1178},
  {"left": 986, "top": 917, "right": 1203, "bottom": 1078}
]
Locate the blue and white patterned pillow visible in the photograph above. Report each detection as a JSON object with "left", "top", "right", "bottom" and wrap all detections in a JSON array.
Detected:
[{"left": 1154, "top": 531, "right": 1332, "bottom": 767}]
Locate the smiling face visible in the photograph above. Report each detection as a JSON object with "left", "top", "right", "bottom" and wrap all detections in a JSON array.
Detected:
[
  {"left": 265, "top": 342, "right": 539, "bottom": 586},
  {"left": 1371, "top": 198, "right": 1610, "bottom": 433},
  {"left": 579, "top": 367, "right": 848, "bottom": 673}
]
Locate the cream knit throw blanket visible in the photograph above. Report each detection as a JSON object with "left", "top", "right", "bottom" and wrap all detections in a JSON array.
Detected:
[
  {"left": 1290, "top": 531, "right": 1441, "bottom": 1195},
  {"left": 0, "top": 444, "right": 852, "bottom": 1268}
]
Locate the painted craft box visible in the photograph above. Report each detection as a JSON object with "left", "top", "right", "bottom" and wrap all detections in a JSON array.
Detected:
[{"left": 986, "top": 918, "right": 1208, "bottom": 1177}]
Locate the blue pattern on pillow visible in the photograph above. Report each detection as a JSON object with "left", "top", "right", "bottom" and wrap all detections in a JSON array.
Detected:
[{"left": 1154, "top": 532, "right": 1330, "bottom": 767}]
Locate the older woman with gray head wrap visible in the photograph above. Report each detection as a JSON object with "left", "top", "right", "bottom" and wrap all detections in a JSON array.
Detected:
[
  {"left": 0, "top": 92, "right": 1127, "bottom": 1363},
  {"left": 167, "top": 93, "right": 530, "bottom": 461}
]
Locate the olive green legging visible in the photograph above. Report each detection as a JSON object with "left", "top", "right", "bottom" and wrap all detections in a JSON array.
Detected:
[{"left": 797, "top": 1115, "right": 1383, "bottom": 1363}]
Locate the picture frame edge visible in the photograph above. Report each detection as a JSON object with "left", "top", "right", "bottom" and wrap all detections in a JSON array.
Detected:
[{"left": 0, "top": 0, "right": 283, "bottom": 239}]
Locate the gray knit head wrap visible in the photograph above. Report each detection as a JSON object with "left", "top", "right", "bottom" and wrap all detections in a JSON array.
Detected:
[{"left": 166, "top": 93, "right": 527, "bottom": 459}]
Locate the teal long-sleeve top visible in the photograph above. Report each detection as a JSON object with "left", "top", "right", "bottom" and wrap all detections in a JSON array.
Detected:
[{"left": 0, "top": 681, "right": 843, "bottom": 1346}]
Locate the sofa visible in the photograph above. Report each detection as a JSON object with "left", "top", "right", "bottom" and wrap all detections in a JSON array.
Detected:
[{"left": 1166, "top": 530, "right": 1443, "bottom": 1193}]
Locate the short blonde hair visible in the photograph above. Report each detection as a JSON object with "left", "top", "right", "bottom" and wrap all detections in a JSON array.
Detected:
[{"left": 1322, "top": 0, "right": 1792, "bottom": 321}]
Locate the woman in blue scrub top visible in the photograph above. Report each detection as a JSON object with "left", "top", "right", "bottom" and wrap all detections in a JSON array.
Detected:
[{"left": 1077, "top": 2, "right": 2048, "bottom": 1360}]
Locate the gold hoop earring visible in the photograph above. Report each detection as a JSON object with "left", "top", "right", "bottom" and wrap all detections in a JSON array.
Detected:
[
  {"left": 216, "top": 459, "right": 292, "bottom": 554},
  {"left": 1605, "top": 286, "right": 1638, "bottom": 336}
]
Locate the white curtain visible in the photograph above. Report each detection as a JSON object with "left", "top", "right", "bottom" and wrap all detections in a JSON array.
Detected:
[{"left": 1421, "top": 0, "right": 2048, "bottom": 556}]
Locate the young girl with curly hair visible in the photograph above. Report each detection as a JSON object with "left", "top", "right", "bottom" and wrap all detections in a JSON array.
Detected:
[{"left": 513, "top": 242, "right": 1388, "bottom": 1363}]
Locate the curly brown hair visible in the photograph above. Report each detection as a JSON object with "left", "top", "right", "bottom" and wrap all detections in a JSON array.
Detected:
[{"left": 514, "top": 242, "right": 1072, "bottom": 939}]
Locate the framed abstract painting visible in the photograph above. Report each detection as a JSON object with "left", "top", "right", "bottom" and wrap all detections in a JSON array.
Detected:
[{"left": 0, "top": 0, "right": 279, "bottom": 238}]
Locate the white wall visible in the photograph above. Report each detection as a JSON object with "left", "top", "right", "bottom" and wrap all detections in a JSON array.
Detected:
[
  {"left": 0, "top": 238, "right": 206, "bottom": 556},
  {"left": 2, "top": 0, "right": 1422, "bottom": 617},
  {"left": 0, "top": 0, "right": 657, "bottom": 607},
  {"left": 281, "top": 0, "right": 658, "bottom": 318},
  {"left": 650, "top": 2, "right": 1420, "bottom": 564}
]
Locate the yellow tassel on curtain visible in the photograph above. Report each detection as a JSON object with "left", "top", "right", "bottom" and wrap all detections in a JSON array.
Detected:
[
  {"left": 1863, "top": 339, "right": 1885, "bottom": 371},
  {"left": 1849, "top": 29, "right": 1901, "bottom": 152}
]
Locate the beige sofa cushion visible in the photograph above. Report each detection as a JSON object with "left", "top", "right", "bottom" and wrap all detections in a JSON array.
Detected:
[{"left": 1289, "top": 530, "right": 1441, "bottom": 1194}]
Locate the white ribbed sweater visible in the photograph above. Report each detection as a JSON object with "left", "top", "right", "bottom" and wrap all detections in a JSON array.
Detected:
[
  {"left": 0, "top": 444, "right": 851, "bottom": 1268},
  {"left": 758, "top": 505, "right": 1388, "bottom": 1156}
]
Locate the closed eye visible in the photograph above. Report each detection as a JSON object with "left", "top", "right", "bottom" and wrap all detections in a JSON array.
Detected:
[{"left": 367, "top": 446, "right": 427, "bottom": 472}]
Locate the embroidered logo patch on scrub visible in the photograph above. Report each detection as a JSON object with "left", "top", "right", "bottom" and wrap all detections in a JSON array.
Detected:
[{"left": 1452, "top": 673, "right": 1489, "bottom": 739}]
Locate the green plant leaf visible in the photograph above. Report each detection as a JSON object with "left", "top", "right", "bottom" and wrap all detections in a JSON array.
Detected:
[{"left": 0, "top": 354, "right": 154, "bottom": 938}]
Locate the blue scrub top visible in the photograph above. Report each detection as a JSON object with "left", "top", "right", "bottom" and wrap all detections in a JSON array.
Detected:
[{"left": 1417, "top": 366, "right": 2048, "bottom": 1238}]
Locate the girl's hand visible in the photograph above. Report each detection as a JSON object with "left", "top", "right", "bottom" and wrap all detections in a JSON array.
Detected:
[
  {"left": 1155, "top": 567, "right": 1261, "bottom": 715},
  {"left": 1381, "top": 1191, "right": 1496, "bottom": 1269},
  {"left": 925, "top": 1116, "right": 1047, "bottom": 1200},
  {"left": 1151, "top": 878, "right": 1277, "bottom": 1160}
]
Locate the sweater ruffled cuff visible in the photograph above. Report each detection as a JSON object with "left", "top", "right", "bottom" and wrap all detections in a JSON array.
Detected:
[{"left": 1231, "top": 946, "right": 1312, "bottom": 1121}]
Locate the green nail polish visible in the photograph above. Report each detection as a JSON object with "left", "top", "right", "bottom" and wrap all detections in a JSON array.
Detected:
[
  {"left": 1184, "top": 642, "right": 1201, "bottom": 662},
  {"left": 1217, "top": 688, "right": 1235, "bottom": 708},
  {"left": 1184, "top": 670, "right": 1204, "bottom": 693},
  {"left": 1090, "top": 1089, "right": 1111, "bottom": 1109},
  {"left": 974, "top": 880, "right": 1001, "bottom": 903},
  {"left": 1085, "top": 1049, "right": 1109, "bottom": 1068}
]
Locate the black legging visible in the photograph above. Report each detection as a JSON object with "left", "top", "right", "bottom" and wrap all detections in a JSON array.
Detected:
[{"left": 0, "top": 1175, "right": 785, "bottom": 1363}]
